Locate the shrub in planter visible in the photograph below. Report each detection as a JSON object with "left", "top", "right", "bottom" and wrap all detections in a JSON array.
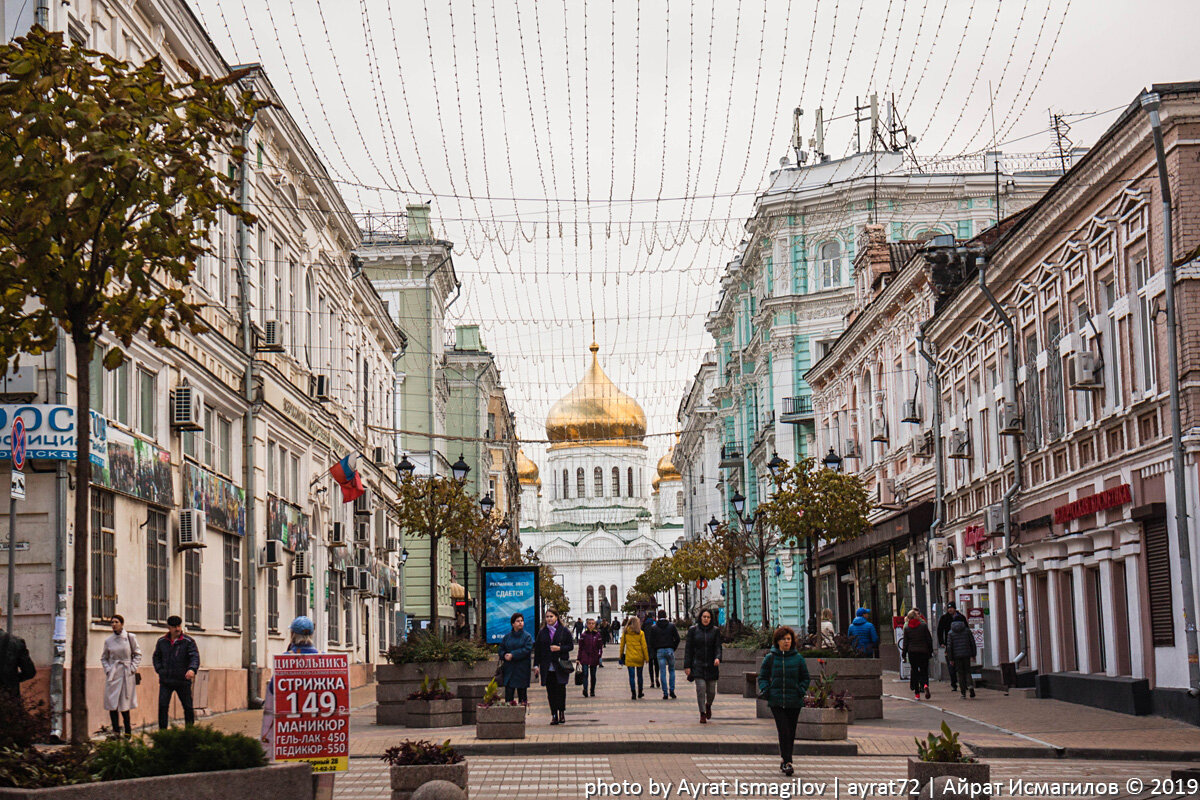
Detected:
[
  {"left": 0, "top": 693, "right": 51, "bottom": 751},
  {"left": 908, "top": 722, "right": 990, "bottom": 790},
  {"left": 0, "top": 745, "right": 94, "bottom": 789},
  {"left": 475, "top": 680, "right": 526, "bottom": 740},
  {"left": 796, "top": 666, "right": 852, "bottom": 741},
  {"left": 139, "top": 725, "right": 267, "bottom": 776},
  {"left": 387, "top": 632, "right": 494, "bottom": 666},
  {"left": 89, "top": 736, "right": 153, "bottom": 782},
  {"left": 406, "top": 677, "right": 463, "bottom": 728},
  {"left": 383, "top": 740, "right": 468, "bottom": 800}
]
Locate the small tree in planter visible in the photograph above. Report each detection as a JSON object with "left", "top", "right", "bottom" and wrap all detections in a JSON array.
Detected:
[
  {"left": 405, "top": 677, "right": 463, "bottom": 729},
  {"left": 475, "top": 679, "right": 526, "bottom": 740},
  {"left": 796, "top": 664, "right": 852, "bottom": 741},
  {"left": 908, "top": 722, "right": 990, "bottom": 790},
  {"left": 382, "top": 739, "right": 467, "bottom": 800}
]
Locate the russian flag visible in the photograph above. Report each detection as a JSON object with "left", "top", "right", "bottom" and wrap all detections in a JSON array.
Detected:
[{"left": 329, "top": 452, "right": 365, "bottom": 504}]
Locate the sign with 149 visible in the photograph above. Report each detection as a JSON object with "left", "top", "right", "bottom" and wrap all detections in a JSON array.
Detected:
[{"left": 271, "top": 652, "right": 351, "bottom": 772}]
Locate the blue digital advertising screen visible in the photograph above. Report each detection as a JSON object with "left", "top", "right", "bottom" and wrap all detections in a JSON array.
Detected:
[{"left": 481, "top": 566, "right": 539, "bottom": 645}]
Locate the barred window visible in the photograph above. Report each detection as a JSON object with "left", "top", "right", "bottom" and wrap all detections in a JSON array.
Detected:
[
  {"left": 267, "top": 564, "right": 279, "bottom": 633},
  {"left": 594, "top": 467, "right": 604, "bottom": 497},
  {"left": 612, "top": 467, "right": 620, "bottom": 496},
  {"left": 146, "top": 509, "right": 169, "bottom": 623},
  {"left": 327, "top": 571, "right": 340, "bottom": 643},
  {"left": 627, "top": 468, "right": 634, "bottom": 498},
  {"left": 223, "top": 535, "right": 241, "bottom": 630},
  {"left": 91, "top": 491, "right": 116, "bottom": 621},
  {"left": 379, "top": 598, "right": 388, "bottom": 652},
  {"left": 576, "top": 468, "right": 586, "bottom": 498},
  {"left": 184, "top": 550, "right": 202, "bottom": 627},
  {"left": 294, "top": 566, "right": 308, "bottom": 620}
]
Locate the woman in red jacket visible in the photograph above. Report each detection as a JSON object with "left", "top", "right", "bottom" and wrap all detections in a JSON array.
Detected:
[{"left": 901, "top": 609, "right": 935, "bottom": 700}]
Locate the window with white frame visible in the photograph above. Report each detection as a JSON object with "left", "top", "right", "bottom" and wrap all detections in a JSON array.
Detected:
[
  {"left": 146, "top": 508, "right": 169, "bottom": 623},
  {"left": 114, "top": 360, "right": 130, "bottom": 427},
  {"left": 817, "top": 241, "right": 842, "bottom": 290},
  {"left": 224, "top": 534, "right": 241, "bottom": 631},
  {"left": 1102, "top": 278, "right": 1121, "bottom": 410},
  {"left": 137, "top": 367, "right": 156, "bottom": 439},
  {"left": 1132, "top": 252, "right": 1157, "bottom": 394}
]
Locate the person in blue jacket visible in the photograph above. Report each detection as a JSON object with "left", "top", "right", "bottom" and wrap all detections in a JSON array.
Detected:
[
  {"left": 498, "top": 612, "right": 534, "bottom": 704},
  {"left": 261, "top": 616, "right": 320, "bottom": 754},
  {"left": 847, "top": 607, "right": 880, "bottom": 657}
]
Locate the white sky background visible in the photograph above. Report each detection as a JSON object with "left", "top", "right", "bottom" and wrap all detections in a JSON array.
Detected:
[{"left": 195, "top": 0, "right": 1198, "bottom": 474}]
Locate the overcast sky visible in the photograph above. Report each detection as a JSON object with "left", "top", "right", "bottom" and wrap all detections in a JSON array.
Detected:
[{"left": 197, "top": 0, "right": 1198, "bottom": 473}]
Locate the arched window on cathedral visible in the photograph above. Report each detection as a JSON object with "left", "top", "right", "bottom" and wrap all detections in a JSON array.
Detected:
[
  {"left": 594, "top": 467, "right": 604, "bottom": 497},
  {"left": 612, "top": 467, "right": 620, "bottom": 496},
  {"left": 627, "top": 467, "right": 634, "bottom": 498},
  {"left": 676, "top": 491, "right": 684, "bottom": 517},
  {"left": 587, "top": 586, "right": 595, "bottom": 613},
  {"left": 576, "top": 468, "right": 586, "bottom": 498},
  {"left": 562, "top": 469, "right": 569, "bottom": 499},
  {"left": 610, "top": 585, "right": 618, "bottom": 609}
]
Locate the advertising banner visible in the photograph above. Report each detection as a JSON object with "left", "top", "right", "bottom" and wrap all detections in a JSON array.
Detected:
[
  {"left": 0, "top": 404, "right": 106, "bottom": 467},
  {"left": 271, "top": 652, "right": 350, "bottom": 773},
  {"left": 97, "top": 427, "right": 171, "bottom": 506},
  {"left": 480, "top": 566, "right": 539, "bottom": 645},
  {"left": 183, "top": 463, "right": 246, "bottom": 536},
  {"left": 267, "top": 495, "right": 310, "bottom": 550}
]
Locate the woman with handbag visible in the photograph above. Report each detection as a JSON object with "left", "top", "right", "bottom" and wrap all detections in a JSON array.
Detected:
[
  {"left": 619, "top": 616, "right": 649, "bottom": 700},
  {"left": 498, "top": 612, "right": 534, "bottom": 704},
  {"left": 757, "top": 626, "right": 811, "bottom": 777},
  {"left": 684, "top": 608, "right": 722, "bottom": 723},
  {"left": 577, "top": 618, "right": 604, "bottom": 698},
  {"left": 533, "top": 607, "right": 574, "bottom": 725},
  {"left": 101, "top": 614, "right": 141, "bottom": 737}
]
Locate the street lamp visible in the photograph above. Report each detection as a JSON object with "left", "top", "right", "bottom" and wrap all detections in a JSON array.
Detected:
[
  {"left": 497, "top": 518, "right": 510, "bottom": 538},
  {"left": 822, "top": 447, "right": 843, "bottom": 472},
  {"left": 400, "top": 548, "right": 409, "bottom": 565},
  {"left": 767, "top": 451, "right": 786, "bottom": 479},
  {"left": 525, "top": 545, "right": 535, "bottom": 561},
  {"left": 479, "top": 492, "right": 495, "bottom": 517},
  {"left": 707, "top": 516, "right": 720, "bottom": 536},
  {"left": 451, "top": 454, "right": 471, "bottom": 483},
  {"left": 730, "top": 488, "right": 746, "bottom": 517},
  {"left": 397, "top": 453, "right": 415, "bottom": 478}
]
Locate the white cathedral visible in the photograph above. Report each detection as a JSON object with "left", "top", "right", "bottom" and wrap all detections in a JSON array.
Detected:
[{"left": 518, "top": 343, "right": 685, "bottom": 619}]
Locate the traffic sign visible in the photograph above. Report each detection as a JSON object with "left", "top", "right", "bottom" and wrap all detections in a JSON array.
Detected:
[
  {"left": 11, "top": 417, "right": 25, "bottom": 470},
  {"left": 696, "top": 578, "right": 709, "bottom": 590},
  {"left": 11, "top": 471, "right": 25, "bottom": 501}
]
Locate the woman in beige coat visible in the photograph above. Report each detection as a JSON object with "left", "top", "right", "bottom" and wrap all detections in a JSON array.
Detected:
[{"left": 101, "top": 614, "right": 141, "bottom": 736}]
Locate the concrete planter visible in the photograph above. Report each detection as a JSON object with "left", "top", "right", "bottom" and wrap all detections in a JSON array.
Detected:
[
  {"left": 806, "top": 657, "right": 883, "bottom": 720},
  {"left": 389, "top": 763, "right": 469, "bottom": 800},
  {"left": 0, "top": 764, "right": 312, "bottom": 800},
  {"left": 907, "top": 758, "right": 990, "bottom": 793},
  {"left": 376, "top": 660, "right": 496, "bottom": 727},
  {"left": 475, "top": 703, "right": 526, "bottom": 739},
  {"left": 405, "top": 698, "right": 463, "bottom": 728},
  {"left": 718, "top": 648, "right": 769, "bottom": 695},
  {"left": 796, "top": 707, "right": 850, "bottom": 740}
]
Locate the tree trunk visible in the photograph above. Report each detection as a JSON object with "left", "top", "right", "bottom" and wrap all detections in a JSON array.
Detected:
[{"left": 70, "top": 337, "right": 93, "bottom": 743}]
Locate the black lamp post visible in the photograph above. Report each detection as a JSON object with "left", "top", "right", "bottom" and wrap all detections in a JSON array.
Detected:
[
  {"left": 479, "top": 492, "right": 495, "bottom": 517},
  {"left": 397, "top": 453, "right": 416, "bottom": 478},
  {"left": 767, "top": 451, "right": 786, "bottom": 479},
  {"left": 707, "top": 516, "right": 720, "bottom": 537},
  {"left": 451, "top": 454, "right": 471, "bottom": 483},
  {"left": 823, "top": 447, "right": 843, "bottom": 472},
  {"left": 497, "top": 518, "right": 511, "bottom": 538},
  {"left": 526, "top": 545, "right": 535, "bottom": 561},
  {"left": 730, "top": 488, "right": 746, "bottom": 517}
]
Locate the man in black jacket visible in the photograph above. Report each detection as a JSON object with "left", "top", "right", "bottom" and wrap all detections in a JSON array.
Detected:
[
  {"left": 936, "top": 603, "right": 967, "bottom": 691},
  {"left": 0, "top": 609, "right": 37, "bottom": 698},
  {"left": 652, "top": 610, "right": 681, "bottom": 700},
  {"left": 153, "top": 615, "right": 200, "bottom": 729},
  {"left": 645, "top": 613, "right": 660, "bottom": 688}
]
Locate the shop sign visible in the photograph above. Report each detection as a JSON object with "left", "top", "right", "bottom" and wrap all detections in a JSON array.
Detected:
[
  {"left": 967, "top": 607, "right": 985, "bottom": 654},
  {"left": 1052, "top": 484, "right": 1132, "bottom": 525},
  {"left": 271, "top": 652, "right": 350, "bottom": 773},
  {"left": 0, "top": 405, "right": 107, "bottom": 467},
  {"left": 275, "top": 389, "right": 336, "bottom": 450},
  {"left": 1019, "top": 514, "right": 1052, "bottom": 532},
  {"left": 963, "top": 525, "right": 988, "bottom": 550}
]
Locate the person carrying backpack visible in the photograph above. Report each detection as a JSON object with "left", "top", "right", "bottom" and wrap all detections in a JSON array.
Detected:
[
  {"left": 847, "top": 608, "right": 879, "bottom": 657},
  {"left": 946, "top": 618, "right": 977, "bottom": 698}
]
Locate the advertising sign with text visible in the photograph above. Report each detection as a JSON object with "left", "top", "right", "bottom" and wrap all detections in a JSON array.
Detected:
[
  {"left": 481, "top": 566, "right": 539, "bottom": 645},
  {"left": 271, "top": 653, "right": 350, "bottom": 773}
]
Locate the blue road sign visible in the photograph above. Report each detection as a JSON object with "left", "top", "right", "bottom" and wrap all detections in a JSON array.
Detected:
[{"left": 11, "top": 417, "right": 25, "bottom": 470}]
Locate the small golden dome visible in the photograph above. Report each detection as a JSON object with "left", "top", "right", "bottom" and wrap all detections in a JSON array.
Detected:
[
  {"left": 651, "top": 475, "right": 661, "bottom": 493},
  {"left": 516, "top": 448, "right": 540, "bottom": 486},
  {"left": 656, "top": 443, "right": 681, "bottom": 482},
  {"left": 545, "top": 343, "right": 647, "bottom": 450}
]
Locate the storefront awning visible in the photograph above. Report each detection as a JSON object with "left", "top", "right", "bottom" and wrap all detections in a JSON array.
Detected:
[{"left": 818, "top": 501, "right": 933, "bottom": 563}]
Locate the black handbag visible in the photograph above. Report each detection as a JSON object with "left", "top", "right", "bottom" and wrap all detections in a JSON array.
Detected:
[{"left": 573, "top": 663, "right": 584, "bottom": 686}]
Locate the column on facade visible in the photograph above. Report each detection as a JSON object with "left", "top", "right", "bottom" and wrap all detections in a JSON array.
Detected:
[
  {"left": 1098, "top": 556, "right": 1119, "bottom": 677},
  {"left": 1023, "top": 570, "right": 1039, "bottom": 673},
  {"left": 1004, "top": 575, "right": 1019, "bottom": 666},
  {"left": 987, "top": 578, "right": 1003, "bottom": 668},
  {"left": 1071, "top": 563, "right": 1090, "bottom": 674},
  {"left": 1045, "top": 569, "right": 1064, "bottom": 673},
  {"left": 1124, "top": 556, "right": 1146, "bottom": 679}
]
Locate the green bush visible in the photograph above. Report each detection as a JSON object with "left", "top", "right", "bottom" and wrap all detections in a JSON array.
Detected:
[
  {"left": 386, "top": 631, "right": 493, "bottom": 665},
  {"left": 0, "top": 692, "right": 51, "bottom": 750},
  {"left": 0, "top": 745, "right": 93, "bottom": 789},
  {"left": 142, "top": 725, "right": 266, "bottom": 776},
  {"left": 91, "top": 736, "right": 152, "bottom": 782},
  {"left": 381, "top": 739, "right": 463, "bottom": 766},
  {"left": 728, "top": 626, "right": 774, "bottom": 650}
]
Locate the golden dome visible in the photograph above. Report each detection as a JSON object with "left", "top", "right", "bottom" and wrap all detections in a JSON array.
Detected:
[
  {"left": 656, "top": 444, "right": 682, "bottom": 482},
  {"left": 516, "top": 449, "right": 541, "bottom": 487},
  {"left": 546, "top": 343, "right": 647, "bottom": 450}
]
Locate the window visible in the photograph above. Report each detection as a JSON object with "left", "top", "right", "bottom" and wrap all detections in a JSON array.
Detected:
[
  {"left": 267, "top": 564, "right": 279, "bottom": 633},
  {"left": 817, "top": 241, "right": 842, "bottom": 290},
  {"left": 90, "top": 349, "right": 106, "bottom": 416},
  {"left": 91, "top": 491, "right": 116, "bottom": 621},
  {"left": 203, "top": 407, "right": 214, "bottom": 466},
  {"left": 587, "top": 586, "right": 595, "bottom": 614},
  {"left": 1133, "top": 253, "right": 1156, "bottom": 393},
  {"left": 224, "top": 535, "right": 241, "bottom": 630},
  {"left": 218, "top": 416, "right": 232, "bottom": 476},
  {"left": 115, "top": 361, "right": 130, "bottom": 427},
  {"left": 290, "top": 454, "right": 300, "bottom": 503},
  {"left": 676, "top": 491, "right": 684, "bottom": 517},
  {"left": 1023, "top": 333, "right": 1043, "bottom": 451},
  {"left": 294, "top": 564, "right": 308, "bottom": 619},
  {"left": 1046, "top": 318, "right": 1066, "bottom": 440},
  {"left": 627, "top": 467, "right": 634, "bottom": 498},
  {"left": 576, "top": 468, "right": 586, "bottom": 498},
  {"left": 327, "top": 571, "right": 340, "bottom": 643},
  {"left": 487, "top": 413, "right": 496, "bottom": 436},
  {"left": 379, "top": 598, "right": 388, "bottom": 652},
  {"left": 137, "top": 367, "right": 156, "bottom": 438},
  {"left": 612, "top": 467, "right": 620, "bottom": 496},
  {"left": 1145, "top": 519, "right": 1174, "bottom": 646},
  {"left": 594, "top": 467, "right": 604, "bottom": 497},
  {"left": 609, "top": 585, "right": 618, "bottom": 609},
  {"left": 562, "top": 469, "right": 569, "bottom": 499},
  {"left": 146, "top": 509, "right": 169, "bottom": 623},
  {"left": 344, "top": 589, "right": 354, "bottom": 647},
  {"left": 184, "top": 550, "right": 202, "bottom": 627}
]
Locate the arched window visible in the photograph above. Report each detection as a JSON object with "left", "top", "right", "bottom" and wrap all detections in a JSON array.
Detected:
[
  {"left": 676, "top": 491, "right": 684, "bottom": 517},
  {"left": 627, "top": 467, "right": 634, "bottom": 498},
  {"left": 576, "top": 468, "right": 586, "bottom": 498},
  {"left": 594, "top": 467, "right": 604, "bottom": 497},
  {"left": 610, "top": 585, "right": 618, "bottom": 609},
  {"left": 587, "top": 586, "right": 595, "bottom": 613},
  {"left": 562, "top": 469, "right": 570, "bottom": 499},
  {"left": 818, "top": 241, "right": 842, "bottom": 290},
  {"left": 612, "top": 467, "right": 620, "bottom": 496}
]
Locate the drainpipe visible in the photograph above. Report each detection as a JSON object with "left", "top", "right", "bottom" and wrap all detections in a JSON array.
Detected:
[
  {"left": 50, "top": 327, "right": 67, "bottom": 741},
  {"left": 1142, "top": 92, "right": 1200, "bottom": 695},
  {"left": 235, "top": 104, "right": 262, "bottom": 708},
  {"left": 917, "top": 326, "right": 944, "bottom": 615},
  {"left": 34, "top": 0, "right": 48, "bottom": 28},
  {"left": 976, "top": 252, "right": 1028, "bottom": 667},
  {"left": 424, "top": 257, "right": 448, "bottom": 632}
]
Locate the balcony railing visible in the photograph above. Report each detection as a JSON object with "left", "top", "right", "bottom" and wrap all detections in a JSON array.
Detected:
[
  {"left": 355, "top": 211, "right": 409, "bottom": 245},
  {"left": 780, "top": 395, "right": 814, "bottom": 422},
  {"left": 719, "top": 443, "right": 744, "bottom": 468}
]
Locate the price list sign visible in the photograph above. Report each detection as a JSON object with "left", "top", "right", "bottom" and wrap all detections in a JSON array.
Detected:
[{"left": 272, "top": 652, "right": 351, "bottom": 773}]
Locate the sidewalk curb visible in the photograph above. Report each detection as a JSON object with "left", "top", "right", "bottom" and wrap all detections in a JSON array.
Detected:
[
  {"left": 352, "top": 741, "right": 860, "bottom": 757},
  {"left": 966, "top": 744, "right": 1200, "bottom": 762}
]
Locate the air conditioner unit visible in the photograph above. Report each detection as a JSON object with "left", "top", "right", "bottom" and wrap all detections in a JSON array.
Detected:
[
  {"left": 385, "top": 537, "right": 401, "bottom": 553},
  {"left": 368, "top": 576, "right": 380, "bottom": 597},
  {"left": 327, "top": 521, "right": 346, "bottom": 547},
  {"left": 0, "top": 364, "right": 38, "bottom": 401},
  {"left": 914, "top": 429, "right": 935, "bottom": 458},
  {"left": 344, "top": 566, "right": 360, "bottom": 588},
  {"left": 997, "top": 401, "right": 1023, "bottom": 436},
  {"left": 929, "top": 537, "right": 951, "bottom": 569},
  {"left": 170, "top": 385, "right": 204, "bottom": 431},
  {"left": 373, "top": 446, "right": 387, "bottom": 465},
  {"left": 312, "top": 374, "right": 332, "bottom": 402},
  {"left": 947, "top": 429, "right": 971, "bottom": 459},
  {"left": 984, "top": 504, "right": 1005, "bottom": 536},
  {"left": 177, "top": 509, "right": 207, "bottom": 549},
  {"left": 353, "top": 521, "right": 370, "bottom": 545},
  {"left": 259, "top": 320, "right": 285, "bottom": 352},
  {"left": 385, "top": 586, "right": 398, "bottom": 603},
  {"left": 356, "top": 569, "right": 371, "bottom": 593},
  {"left": 291, "top": 551, "right": 312, "bottom": 579},
  {"left": 356, "top": 546, "right": 371, "bottom": 567},
  {"left": 901, "top": 399, "right": 921, "bottom": 424},
  {"left": 1068, "top": 351, "right": 1103, "bottom": 391},
  {"left": 260, "top": 539, "right": 283, "bottom": 567},
  {"left": 354, "top": 489, "right": 374, "bottom": 517},
  {"left": 871, "top": 417, "right": 888, "bottom": 443},
  {"left": 843, "top": 438, "right": 861, "bottom": 459}
]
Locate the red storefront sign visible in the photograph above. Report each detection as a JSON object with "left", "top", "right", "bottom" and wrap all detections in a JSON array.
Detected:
[
  {"left": 272, "top": 653, "right": 350, "bottom": 773},
  {"left": 963, "top": 525, "right": 988, "bottom": 550},
  {"left": 1052, "top": 484, "right": 1132, "bottom": 525}
]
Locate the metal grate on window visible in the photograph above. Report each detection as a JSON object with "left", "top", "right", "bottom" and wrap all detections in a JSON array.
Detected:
[
  {"left": 184, "top": 549, "right": 202, "bottom": 627},
  {"left": 146, "top": 509, "right": 169, "bottom": 623},
  {"left": 1144, "top": 520, "right": 1174, "bottom": 647},
  {"left": 91, "top": 491, "right": 116, "bottom": 621},
  {"left": 224, "top": 535, "right": 241, "bottom": 630},
  {"left": 267, "top": 564, "right": 279, "bottom": 633}
]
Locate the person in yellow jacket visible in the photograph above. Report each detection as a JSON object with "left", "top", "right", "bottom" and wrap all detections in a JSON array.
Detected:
[{"left": 619, "top": 616, "right": 650, "bottom": 700}]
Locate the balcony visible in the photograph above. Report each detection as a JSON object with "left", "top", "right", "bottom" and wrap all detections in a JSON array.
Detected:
[
  {"left": 719, "top": 442, "right": 744, "bottom": 468},
  {"left": 780, "top": 395, "right": 814, "bottom": 423}
]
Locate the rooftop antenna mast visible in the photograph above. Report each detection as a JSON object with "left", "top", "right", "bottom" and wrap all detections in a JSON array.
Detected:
[
  {"left": 1050, "top": 110, "right": 1073, "bottom": 175},
  {"left": 811, "top": 106, "right": 827, "bottom": 162},
  {"left": 791, "top": 107, "right": 808, "bottom": 165}
]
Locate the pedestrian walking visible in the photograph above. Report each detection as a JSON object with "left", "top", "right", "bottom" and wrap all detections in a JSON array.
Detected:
[
  {"left": 684, "top": 608, "right": 722, "bottom": 723},
  {"left": 946, "top": 618, "right": 977, "bottom": 698},
  {"left": 100, "top": 614, "right": 141, "bottom": 737},
  {"left": 577, "top": 618, "right": 604, "bottom": 698},
  {"left": 757, "top": 626, "right": 811, "bottom": 777},
  {"left": 498, "top": 612, "right": 534, "bottom": 704},
  {"left": 900, "top": 609, "right": 934, "bottom": 700},
  {"left": 936, "top": 603, "right": 967, "bottom": 692},
  {"left": 573, "top": 617, "right": 584, "bottom": 639},
  {"left": 645, "top": 611, "right": 660, "bottom": 688},
  {"left": 847, "top": 607, "right": 879, "bottom": 657},
  {"left": 533, "top": 608, "right": 574, "bottom": 725},
  {"left": 261, "top": 616, "right": 320, "bottom": 754},
  {"left": 819, "top": 608, "right": 836, "bottom": 648},
  {"left": 611, "top": 617, "right": 621, "bottom": 645},
  {"left": 0, "top": 606, "right": 36, "bottom": 698},
  {"left": 651, "top": 610, "right": 680, "bottom": 699},
  {"left": 152, "top": 614, "right": 199, "bottom": 729},
  {"left": 599, "top": 619, "right": 611, "bottom": 649},
  {"left": 619, "top": 616, "right": 649, "bottom": 699}
]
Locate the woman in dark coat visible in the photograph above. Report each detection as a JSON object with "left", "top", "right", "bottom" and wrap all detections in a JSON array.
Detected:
[
  {"left": 577, "top": 618, "right": 604, "bottom": 698},
  {"left": 533, "top": 607, "right": 574, "bottom": 725},
  {"left": 498, "top": 612, "right": 534, "bottom": 704},
  {"left": 900, "top": 609, "right": 935, "bottom": 700},
  {"left": 683, "top": 608, "right": 723, "bottom": 723},
  {"left": 757, "top": 626, "right": 811, "bottom": 776}
]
